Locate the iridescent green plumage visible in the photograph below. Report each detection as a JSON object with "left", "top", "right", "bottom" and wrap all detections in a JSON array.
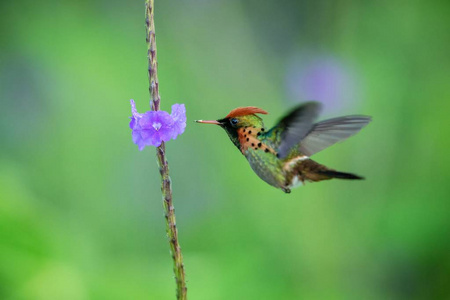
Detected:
[{"left": 196, "top": 102, "right": 371, "bottom": 193}]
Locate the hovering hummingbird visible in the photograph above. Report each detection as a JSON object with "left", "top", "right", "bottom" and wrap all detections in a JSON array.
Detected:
[{"left": 196, "top": 102, "right": 371, "bottom": 193}]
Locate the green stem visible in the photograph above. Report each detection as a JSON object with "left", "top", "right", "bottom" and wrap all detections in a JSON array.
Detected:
[{"left": 145, "top": 1, "right": 187, "bottom": 299}]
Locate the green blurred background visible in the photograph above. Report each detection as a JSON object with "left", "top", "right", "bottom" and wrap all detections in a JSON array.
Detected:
[{"left": 1, "top": 0, "right": 449, "bottom": 299}]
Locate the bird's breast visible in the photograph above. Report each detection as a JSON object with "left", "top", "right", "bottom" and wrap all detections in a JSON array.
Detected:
[{"left": 237, "top": 127, "right": 276, "bottom": 155}]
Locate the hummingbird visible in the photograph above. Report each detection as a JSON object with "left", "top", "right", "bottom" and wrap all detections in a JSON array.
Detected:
[{"left": 196, "top": 102, "right": 371, "bottom": 193}]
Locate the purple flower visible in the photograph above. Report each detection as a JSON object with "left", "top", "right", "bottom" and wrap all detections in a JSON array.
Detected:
[
  {"left": 170, "top": 104, "right": 186, "bottom": 139},
  {"left": 286, "top": 55, "right": 359, "bottom": 114},
  {"left": 129, "top": 100, "right": 186, "bottom": 150}
]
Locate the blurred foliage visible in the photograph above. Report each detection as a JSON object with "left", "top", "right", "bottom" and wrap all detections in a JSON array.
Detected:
[{"left": 1, "top": 0, "right": 449, "bottom": 299}]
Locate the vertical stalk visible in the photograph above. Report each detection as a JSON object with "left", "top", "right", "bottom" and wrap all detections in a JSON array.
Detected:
[{"left": 145, "top": 1, "right": 187, "bottom": 299}]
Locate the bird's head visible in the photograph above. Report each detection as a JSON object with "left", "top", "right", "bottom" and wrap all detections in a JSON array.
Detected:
[{"left": 196, "top": 106, "right": 268, "bottom": 149}]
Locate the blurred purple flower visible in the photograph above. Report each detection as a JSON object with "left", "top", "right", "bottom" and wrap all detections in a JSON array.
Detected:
[
  {"left": 129, "top": 100, "right": 186, "bottom": 150},
  {"left": 286, "top": 55, "right": 359, "bottom": 114}
]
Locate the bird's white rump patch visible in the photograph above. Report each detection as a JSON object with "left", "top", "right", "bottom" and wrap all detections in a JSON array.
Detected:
[{"left": 283, "top": 155, "right": 309, "bottom": 171}]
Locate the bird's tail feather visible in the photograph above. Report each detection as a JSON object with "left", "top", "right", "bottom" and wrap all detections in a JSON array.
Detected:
[
  {"left": 296, "top": 159, "right": 364, "bottom": 182},
  {"left": 317, "top": 170, "right": 364, "bottom": 180}
]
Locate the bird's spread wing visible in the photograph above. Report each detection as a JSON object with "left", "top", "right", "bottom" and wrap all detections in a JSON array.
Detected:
[
  {"left": 298, "top": 116, "right": 371, "bottom": 156},
  {"left": 267, "top": 102, "right": 322, "bottom": 159}
]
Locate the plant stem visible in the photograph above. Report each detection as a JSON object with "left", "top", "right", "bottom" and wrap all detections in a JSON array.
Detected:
[{"left": 145, "top": 1, "right": 187, "bottom": 299}]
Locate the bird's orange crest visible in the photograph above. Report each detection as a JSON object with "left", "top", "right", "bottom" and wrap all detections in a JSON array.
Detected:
[{"left": 225, "top": 106, "right": 268, "bottom": 118}]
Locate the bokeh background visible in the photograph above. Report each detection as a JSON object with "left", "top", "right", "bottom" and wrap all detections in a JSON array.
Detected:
[{"left": 1, "top": 0, "right": 449, "bottom": 299}]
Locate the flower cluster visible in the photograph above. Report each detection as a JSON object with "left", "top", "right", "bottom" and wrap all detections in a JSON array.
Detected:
[{"left": 129, "top": 99, "right": 186, "bottom": 150}]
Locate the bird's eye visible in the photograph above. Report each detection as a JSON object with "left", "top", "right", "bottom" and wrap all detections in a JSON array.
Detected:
[{"left": 230, "top": 118, "right": 239, "bottom": 126}]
